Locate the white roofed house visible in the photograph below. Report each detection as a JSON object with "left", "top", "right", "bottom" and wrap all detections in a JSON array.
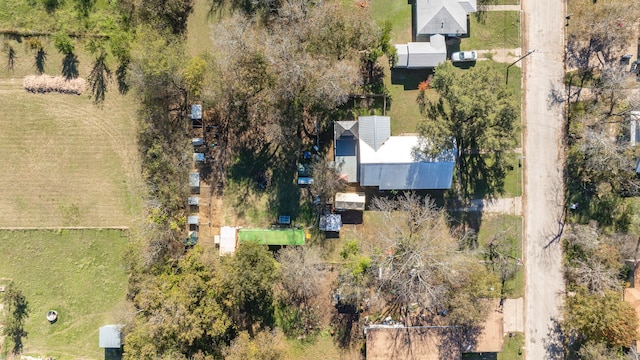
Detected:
[
  {"left": 394, "top": 35, "right": 447, "bottom": 69},
  {"left": 334, "top": 116, "right": 456, "bottom": 191}
]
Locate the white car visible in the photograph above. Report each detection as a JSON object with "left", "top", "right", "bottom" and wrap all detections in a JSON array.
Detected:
[{"left": 451, "top": 51, "right": 478, "bottom": 62}]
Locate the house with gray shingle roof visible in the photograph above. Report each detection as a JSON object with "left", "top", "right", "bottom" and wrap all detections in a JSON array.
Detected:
[
  {"left": 415, "top": 0, "right": 477, "bottom": 39},
  {"left": 393, "top": 0, "right": 476, "bottom": 69}
]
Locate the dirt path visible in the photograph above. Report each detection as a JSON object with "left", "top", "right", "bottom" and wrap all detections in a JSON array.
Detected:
[
  {"left": 521, "top": 0, "right": 566, "bottom": 358},
  {"left": 477, "top": 48, "right": 523, "bottom": 64},
  {"left": 450, "top": 197, "right": 522, "bottom": 215},
  {"left": 478, "top": 4, "right": 521, "bottom": 12}
]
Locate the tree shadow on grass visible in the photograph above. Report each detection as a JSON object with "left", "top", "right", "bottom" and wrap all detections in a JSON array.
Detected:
[
  {"left": 62, "top": 52, "right": 79, "bottom": 79},
  {"left": 35, "top": 48, "right": 47, "bottom": 74},
  {"left": 447, "top": 210, "right": 483, "bottom": 250},
  {"left": 390, "top": 68, "right": 434, "bottom": 90},
  {"left": 461, "top": 154, "right": 507, "bottom": 200},
  {"left": 227, "top": 145, "right": 301, "bottom": 223}
]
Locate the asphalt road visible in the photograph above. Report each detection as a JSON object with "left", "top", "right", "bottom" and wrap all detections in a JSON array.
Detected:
[{"left": 521, "top": 0, "right": 567, "bottom": 358}]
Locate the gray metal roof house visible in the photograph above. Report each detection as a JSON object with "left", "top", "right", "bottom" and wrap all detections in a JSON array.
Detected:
[
  {"left": 415, "top": 0, "right": 477, "bottom": 39},
  {"left": 334, "top": 116, "right": 456, "bottom": 190}
]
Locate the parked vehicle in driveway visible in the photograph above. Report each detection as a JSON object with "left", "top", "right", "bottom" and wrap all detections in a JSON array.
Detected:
[{"left": 451, "top": 51, "right": 477, "bottom": 62}]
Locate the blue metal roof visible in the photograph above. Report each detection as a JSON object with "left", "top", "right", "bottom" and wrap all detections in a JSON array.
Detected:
[
  {"left": 335, "top": 139, "right": 358, "bottom": 183},
  {"left": 193, "top": 153, "right": 205, "bottom": 162},
  {"left": 360, "top": 162, "right": 454, "bottom": 190}
]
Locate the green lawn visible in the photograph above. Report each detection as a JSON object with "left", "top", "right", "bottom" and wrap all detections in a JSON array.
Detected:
[
  {"left": 0, "top": 229, "right": 131, "bottom": 360},
  {"left": 0, "top": 0, "right": 124, "bottom": 34},
  {"left": 0, "top": 79, "right": 144, "bottom": 227},
  {"left": 187, "top": 0, "right": 215, "bottom": 57},
  {"left": 0, "top": 38, "right": 144, "bottom": 227},
  {"left": 462, "top": 11, "right": 521, "bottom": 50},
  {"left": 462, "top": 152, "right": 522, "bottom": 199},
  {"left": 284, "top": 334, "right": 357, "bottom": 360},
  {"left": 498, "top": 332, "right": 524, "bottom": 360},
  {"left": 368, "top": 0, "right": 412, "bottom": 44},
  {"left": 477, "top": 214, "right": 523, "bottom": 298}
]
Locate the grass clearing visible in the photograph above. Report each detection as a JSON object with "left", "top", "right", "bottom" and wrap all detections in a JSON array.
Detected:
[
  {"left": 0, "top": 0, "right": 124, "bottom": 34},
  {"left": 477, "top": 214, "right": 523, "bottom": 298},
  {"left": 462, "top": 11, "right": 521, "bottom": 51},
  {"left": 0, "top": 41, "right": 145, "bottom": 227},
  {"left": 368, "top": 0, "right": 412, "bottom": 44},
  {"left": 284, "top": 335, "right": 358, "bottom": 360},
  {"left": 0, "top": 229, "right": 131, "bottom": 360},
  {"left": 498, "top": 332, "right": 524, "bottom": 359},
  {"left": 187, "top": 0, "right": 214, "bottom": 57}
]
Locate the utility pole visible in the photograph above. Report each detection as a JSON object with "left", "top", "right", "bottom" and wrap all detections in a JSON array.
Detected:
[{"left": 506, "top": 49, "right": 536, "bottom": 85}]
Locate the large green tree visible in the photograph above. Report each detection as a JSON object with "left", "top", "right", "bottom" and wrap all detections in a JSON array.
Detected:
[
  {"left": 124, "top": 247, "right": 231, "bottom": 359},
  {"left": 417, "top": 62, "right": 518, "bottom": 199},
  {"left": 221, "top": 243, "right": 278, "bottom": 333}
]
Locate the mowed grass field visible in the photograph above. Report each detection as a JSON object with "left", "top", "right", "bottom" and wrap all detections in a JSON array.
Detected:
[
  {"left": 0, "top": 42, "right": 145, "bottom": 227},
  {"left": 0, "top": 229, "right": 131, "bottom": 360}
]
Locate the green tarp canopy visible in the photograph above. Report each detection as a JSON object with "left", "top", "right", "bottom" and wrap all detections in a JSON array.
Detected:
[{"left": 238, "top": 228, "right": 305, "bottom": 246}]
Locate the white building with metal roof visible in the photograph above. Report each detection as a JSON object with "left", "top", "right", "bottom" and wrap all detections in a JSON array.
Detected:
[
  {"left": 334, "top": 116, "right": 456, "bottom": 190},
  {"left": 394, "top": 35, "right": 447, "bottom": 69}
]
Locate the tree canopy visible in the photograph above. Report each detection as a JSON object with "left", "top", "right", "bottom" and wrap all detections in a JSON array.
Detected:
[
  {"left": 368, "top": 193, "right": 487, "bottom": 319},
  {"left": 564, "top": 288, "right": 638, "bottom": 348},
  {"left": 124, "top": 247, "right": 231, "bottom": 359},
  {"left": 417, "top": 62, "right": 519, "bottom": 198}
]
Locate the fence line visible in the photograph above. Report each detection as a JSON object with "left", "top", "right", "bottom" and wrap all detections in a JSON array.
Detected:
[{"left": 0, "top": 226, "right": 128, "bottom": 230}]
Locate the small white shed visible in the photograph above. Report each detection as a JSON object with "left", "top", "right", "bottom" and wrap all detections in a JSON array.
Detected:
[
  {"left": 99, "top": 325, "right": 123, "bottom": 349},
  {"left": 219, "top": 226, "right": 239, "bottom": 255}
]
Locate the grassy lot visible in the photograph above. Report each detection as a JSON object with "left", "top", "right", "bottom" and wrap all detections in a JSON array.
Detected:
[
  {"left": 498, "top": 332, "right": 524, "bottom": 360},
  {"left": 462, "top": 11, "right": 521, "bottom": 51},
  {"left": 284, "top": 335, "right": 358, "bottom": 360},
  {"left": 368, "top": 0, "right": 412, "bottom": 44},
  {"left": 187, "top": 0, "right": 214, "bottom": 57},
  {"left": 0, "top": 0, "right": 123, "bottom": 34},
  {"left": 0, "top": 229, "right": 131, "bottom": 360},
  {"left": 477, "top": 214, "right": 523, "bottom": 298},
  {"left": 0, "top": 40, "right": 145, "bottom": 227},
  {"left": 461, "top": 152, "right": 522, "bottom": 199}
]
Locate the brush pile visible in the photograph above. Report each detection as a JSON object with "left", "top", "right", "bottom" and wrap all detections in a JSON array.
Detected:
[{"left": 23, "top": 75, "right": 86, "bottom": 95}]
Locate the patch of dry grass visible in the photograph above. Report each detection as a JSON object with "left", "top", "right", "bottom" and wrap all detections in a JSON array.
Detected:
[{"left": 0, "top": 77, "right": 145, "bottom": 227}]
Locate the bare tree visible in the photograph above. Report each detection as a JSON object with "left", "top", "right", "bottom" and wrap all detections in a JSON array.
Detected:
[
  {"left": 309, "top": 158, "right": 346, "bottom": 206},
  {"left": 276, "top": 246, "right": 323, "bottom": 307},
  {"left": 567, "top": 0, "right": 639, "bottom": 73},
  {"left": 369, "top": 193, "right": 465, "bottom": 315},
  {"left": 568, "top": 259, "right": 622, "bottom": 296}
]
